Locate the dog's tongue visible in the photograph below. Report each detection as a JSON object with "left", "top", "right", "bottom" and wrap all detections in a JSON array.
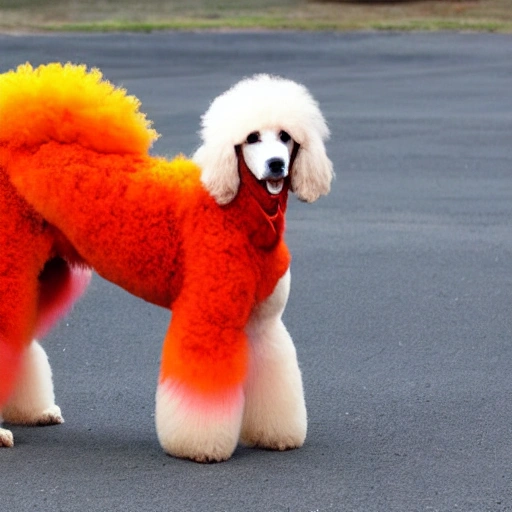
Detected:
[{"left": 266, "top": 179, "right": 284, "bottom": 195}]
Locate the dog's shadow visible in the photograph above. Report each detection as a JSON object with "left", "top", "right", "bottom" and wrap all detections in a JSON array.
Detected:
[{"left": 6, "top": 422, "right": 289, "bottom": 466}]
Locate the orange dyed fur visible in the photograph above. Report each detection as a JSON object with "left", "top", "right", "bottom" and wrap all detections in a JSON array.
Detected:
[{"left": 0, "top": 64, "right": 289, "bottom": 411}]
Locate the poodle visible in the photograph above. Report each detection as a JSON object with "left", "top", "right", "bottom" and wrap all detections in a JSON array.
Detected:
[{"left": 0, "top": 63, "right": 333, "bottom": 462}]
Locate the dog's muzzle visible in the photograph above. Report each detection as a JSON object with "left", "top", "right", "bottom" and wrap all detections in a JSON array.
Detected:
[{"left": 265, "top": 158, "right": 287, "bottom": 195}]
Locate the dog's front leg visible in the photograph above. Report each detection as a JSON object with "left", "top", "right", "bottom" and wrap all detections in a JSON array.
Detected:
[
  {"left": 155, "top": 380, "right": 244, "bottom": 463},
  {"left": 241, "top": 270, "right": 307, "bottom": 451},
  {"left": 155, "top": 302, "right": 249, "bottom": 463}
]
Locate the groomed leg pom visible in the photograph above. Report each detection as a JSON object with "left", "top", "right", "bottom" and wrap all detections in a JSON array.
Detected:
[
  {"left": 2, "top": 341, "right": 63, "bottom": 426},
  {"left": 155, "top": 380, "right": 245, "bottom": 463},
  {"left": 0, "top": 426, "right": 14, "bottom": 448}
]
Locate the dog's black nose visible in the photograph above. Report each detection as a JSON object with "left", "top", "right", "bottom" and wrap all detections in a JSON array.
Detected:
[{"left": 267, "top": 158, "right": 285, "bottom": 176}]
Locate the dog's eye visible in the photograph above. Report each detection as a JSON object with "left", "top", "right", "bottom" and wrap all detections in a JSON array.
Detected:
[
  {"left": 246, "top": 132, "right": 260, "bottom": 144},
  {"left": 279, "top": 130, "right": 291, "bottom": 143}
]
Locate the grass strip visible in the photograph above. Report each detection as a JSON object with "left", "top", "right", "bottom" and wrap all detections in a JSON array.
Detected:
[{"left": 41, "top": 17, "right": 512, "bottom": 33}]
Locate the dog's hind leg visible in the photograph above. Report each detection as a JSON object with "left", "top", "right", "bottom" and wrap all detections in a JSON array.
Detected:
[
  {"left": 0, "top": 266, "right": 41, "bottom": 445},
  {"left": 2, "top": 340, "right": 63, "bottom": 427},
  {"left": 0, "top": 171, "right": 71, "bottom": 443},
  {"left": 240, "top": 270, "right": 307, "bottom": 451},
  {"left": 0, "top": 325, "right": 20, "bottom": 446},
  {"left": 155, "top": 296, "right": 251, "bottom": 463},
  {"left": 2, "top": 258, "right": 90, "bottom": 428},
  {"left": 0, "top": 271, "right": 63, "bottom": 442}
]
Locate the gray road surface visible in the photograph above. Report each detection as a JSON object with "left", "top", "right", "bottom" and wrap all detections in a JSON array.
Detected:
[{"left": 0, "top": 31, "right": 511, "bottom": 512}]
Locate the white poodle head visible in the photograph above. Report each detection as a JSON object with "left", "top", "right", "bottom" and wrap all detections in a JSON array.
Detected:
[{"left": 193, "top": 74, "right": 334, "bottom": 205}]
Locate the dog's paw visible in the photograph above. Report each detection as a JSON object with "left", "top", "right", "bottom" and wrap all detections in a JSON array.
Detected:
[
  {"left": 0, "top": 428, "right": 14, "bottom": 447},
  {"left": 241, "top": 431, "right": 306, "bottom": 451},
  {"left": 155, "top": 381, "right": 244, "bottom": 463},
  {"left": 240, "top": 384, "right": 307, "bottom": 452},
  {"left": 35, "top": 405, "right": 64, "bottom": 426},
  {"left": 166, "top": 440, "right": 235, "bottom": 464},
  {"left": 2, "top": 404, "right": 64, "bottom": 426}
]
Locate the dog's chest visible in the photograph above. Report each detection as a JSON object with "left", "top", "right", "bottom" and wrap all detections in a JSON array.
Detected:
[{"left": 253, "top": 241, "right": 291, "bottom": 304}]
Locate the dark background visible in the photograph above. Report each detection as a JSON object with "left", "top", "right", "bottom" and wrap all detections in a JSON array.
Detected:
[{"left": 1, "top": 32, "right": 511, "bottom": 511}]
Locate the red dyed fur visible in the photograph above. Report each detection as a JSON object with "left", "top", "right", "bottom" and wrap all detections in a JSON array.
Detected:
[
  {"left": 0, "top": 141, "right": 289, "bottom": 408},
  {"left": 35, "top": 260, "right": 92, "bottom": 339},
  {"left": 0, "top": 65, "right": 332, "bottom": 460}
]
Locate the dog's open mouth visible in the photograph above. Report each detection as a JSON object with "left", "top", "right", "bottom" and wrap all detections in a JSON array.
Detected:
[{"left": 264, "top": 179, "right": 284, "bottom": 195}]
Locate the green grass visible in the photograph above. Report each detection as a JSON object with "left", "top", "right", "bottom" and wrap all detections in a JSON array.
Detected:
[
  {"left": 47, "top": 19, "right": 512, "bottom": 34},
  {"left": 1, "top": 0, "right": 512, "bottom": 33},
  {"left": 370, "top": 19, "right": 510, "bottom": 33}
]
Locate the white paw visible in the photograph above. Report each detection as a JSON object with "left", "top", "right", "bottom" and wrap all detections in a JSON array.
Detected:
[
  {"left": 240, "top": 386, "right": 307, "bottom": 451},
  {"left": 35, "top": 405, "right": 64, "bottom": 426},
  {"left": 2, "top": 340, "right": 62, "bottom": 427},
  {"left": 155, "top": 381, "right": 244, "bottom": 463},
  {"left": 0, "top": 428, "right": 14, "bottom": 447},
  {"left": 240, "top": 390, "right": 308, "bottom": 451},
  {"left": 241, "top": 428, "right": 306, "bottom": 451},
  {"left": 2, "top": 403, "right": 64, "bottom": 426}
]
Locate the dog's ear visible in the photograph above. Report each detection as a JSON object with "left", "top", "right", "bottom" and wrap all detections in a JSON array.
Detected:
[
  {"left": 194, "top": 144, "right": 240, "bottom": 205},
  {"left": 291, "top": 134, "right": 334, "bottom": 203}
]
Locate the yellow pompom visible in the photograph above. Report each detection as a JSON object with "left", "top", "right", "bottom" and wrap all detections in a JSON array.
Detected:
[{"left": 0, "top": 62, "right": 159, "bottom": 154}]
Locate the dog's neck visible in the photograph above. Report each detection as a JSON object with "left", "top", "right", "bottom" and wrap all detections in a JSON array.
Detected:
[{"left": 233, "top": 151, "right": 290, "bottom": 250}]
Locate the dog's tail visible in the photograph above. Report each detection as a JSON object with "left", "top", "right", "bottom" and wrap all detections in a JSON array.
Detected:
[
  {"left": 0, "top": 62, "right": 158, "bottom": 156},
  {"left": 0, "top": 63, "right": 200, "bottom": 308}
]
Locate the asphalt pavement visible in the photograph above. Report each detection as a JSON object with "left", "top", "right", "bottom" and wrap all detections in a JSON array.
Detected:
[{"left": 0, "top": 31, "right": 511, "bottom": 512}]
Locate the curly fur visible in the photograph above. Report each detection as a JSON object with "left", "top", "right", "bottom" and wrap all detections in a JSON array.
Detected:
[
  {"left": 194, "top": 74, "right": 333, "bottom": 204},
  {"left": 0, "top": 64, "right": 332, "bottom": 461}
]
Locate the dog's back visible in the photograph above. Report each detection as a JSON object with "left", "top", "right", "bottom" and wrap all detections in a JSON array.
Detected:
[{"left": 0, "top": 63, "right": 191, "bottom": 410}]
